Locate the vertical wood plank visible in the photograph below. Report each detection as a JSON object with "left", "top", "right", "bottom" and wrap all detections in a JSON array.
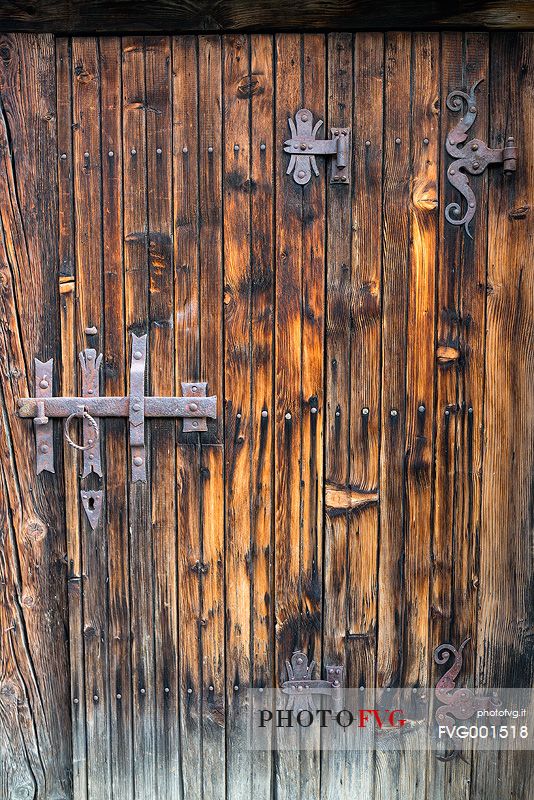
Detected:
[
  {"left": 403, "top": 30, "right": 439, "bottom": 689},
  {"left": 122, "top": 35, "right": 156, "bottom": 800},
  {"left": 172, "top": 33, "right": 203, "bottom": 800},
  {"left": 57, "top": 34, "right": 88, "bottom": 800},
  {"left": 0, "top": 32, "right": 71, "bottom": 800},
  {"left": 374, "top": 31, "right": 411, "bottom": 800},
  {"left": 223, "top": 31, "right": 253, "bottom": 800},
  {"left": 250, "top": 32, "right": 275, "bottom": 800},
  {"left": 473, "top": 30, "right": 534, "bottom": 800},
  {"left": 145, "top": 34, "right": 181, "bottom": 800},
  {"left": 101, "top": 34, "right": 132, "bottom": 800},
  {"left": 402, "top": 31, "right": 439, "bottom": 799},
  {"left": 71, "top": 35, "right": 112, "bottom": 800},
  {"left": 430, "top": 31, "right": 489, "bottom": 800},
  {"left": 198, "top": 34, "right": 226, "bottom": 800},
  {"left": 274, "top": 31, "right": 325, "bottom": 800},
  {"left": 322, "top": 30, "right": 354, "bottom": 800}
]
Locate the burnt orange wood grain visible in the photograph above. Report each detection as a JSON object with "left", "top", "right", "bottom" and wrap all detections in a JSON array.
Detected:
[{"left": 0, "top": 30, "right": 533, "bottom": 800}]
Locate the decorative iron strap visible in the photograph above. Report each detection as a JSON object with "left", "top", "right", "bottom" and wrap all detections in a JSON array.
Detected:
[
  {"left": 445, "top": 79, "right": 518, "bottom": 237},
  {"left": 18, "top": 333, "right": 217, "bottom": 483}
]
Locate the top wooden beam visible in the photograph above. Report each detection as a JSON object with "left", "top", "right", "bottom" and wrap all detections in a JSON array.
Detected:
[{"left": 0, "top": 0, "right": 532, "bottom": 33}]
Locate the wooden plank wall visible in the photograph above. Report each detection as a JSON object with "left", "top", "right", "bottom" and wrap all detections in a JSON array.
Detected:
[{"left": 0, "top": 31, "right": 532, "bottom": 800}]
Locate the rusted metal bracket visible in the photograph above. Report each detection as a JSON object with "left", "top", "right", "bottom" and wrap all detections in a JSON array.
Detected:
[
  {"left": 19, "top": 334, "right": 217, "bottom": 483},
  {"left": 281, "top": 651, "right": 344, "bottom": 711},
  {"left": 284, "top": 108, "right": 351, "bottom": 186},
  {"left": 446, "top": 79, "right": 518, "bottom": 237}
]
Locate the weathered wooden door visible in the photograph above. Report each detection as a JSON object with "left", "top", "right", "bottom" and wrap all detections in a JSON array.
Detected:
[{"left": 0, "top": 31, "right": 532, "bottom": 800}]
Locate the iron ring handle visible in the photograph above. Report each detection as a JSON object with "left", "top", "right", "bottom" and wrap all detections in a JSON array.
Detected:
[{"left": 64, "top": 409, "right": 99, "bottom": 451}]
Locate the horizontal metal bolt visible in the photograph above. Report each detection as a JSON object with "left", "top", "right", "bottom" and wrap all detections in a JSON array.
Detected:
[
  {"left": 260, "top": 143, "right": 266, "bottom": 151},
  {"left": 93, "top": 695, "right": 99, "bottom": 702},
  {"left": 390, "top": 409, "right": 398, "bottom": 417},
  {"left": 365, "top": 140, "right": 371, "bottom": 146},
  {"left": 73, "top": 697, "right": 79, "bottom": 704},
  {"left": 108, "top": 150, "right": 114, "bottom": 157},
  {"left": 131, "top": 148, "right": 137, "bottom": 155},
  {"left": 423, "top": 138, "right": 429, "bottom": 145},
  {"left": 188, "top": 402, "right": 198, "bottom": 412},
  {"left": 133, "top": 456, "right": 143, "bottom": 467},
  {"left": 191, "top": 421, "right": 198, "bottom": 428},
  {"left": 261, "top": 409, "right": 268, "bottom": 418},
  {"left": 209, "top": 685, "right": 214, "bottom": 691},
  {"left": 285, "top": 412, "right": 291, "bottom": 420},
  {"left": 132, "top": 403, "right": 141, "bottom": 412},
  {"left": 182, "top": 146, "right": 188, "bottom": 154},
  {"left": 187, "top": 688, "right": 193, "bottom": 694},
  {"left": 133, "top": 350, "right": 142, "bottom": 360},
  {"left": 208, "top": 146, "right": 213, "bottom": 153},
  {"left": 60, "top": 153, "right": 67, "bottom": 160},
  {"left": 117, "top": 693, "right": 121, "bottom": 699},
  {"left": 362, "top": 407, "right": 369, "bottom": 416},
  {"left": 84, "top": 151, "right": 89, "bottom": 158},
  {"left": 234, "top": 144, "right": 239, "bottom": 152},
  {"left": 140, "top": 688, "right": 146, "bottom": 694},
  {"left": 156, "top": 148, "right": 162, "bottom": 155},
  {"left": 164, "top": 687, "right": 170, "bottom": 693},
  {"left": 472, "top": 143, "right": 479, "bottom": 151},
  {"left": 234, "top": 685, "right": 239, "bottom": 691},
  {"left": 310, "top": 407, "right": 317, "bottom": 414},
  {"left": 39, "top": 379, "right": 49, "bottom": 389},
  {"left": 418, "top": 404, "right": 425, "bottom": 413},
  {"left": 395, "top": 137, "right": 401, "bottom": 144},
  {"left": 298, "top": 170, "right": 306, "bottom": 179}
]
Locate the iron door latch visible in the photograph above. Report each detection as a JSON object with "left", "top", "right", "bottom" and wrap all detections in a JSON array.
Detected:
[
  {"left": 282, "top": 651, "right": 344, "bottom": 711},
  {"left": 18, "top": 333, "right": 217, "bottom": 483},
  {"left": 285, "top": 108, "right": 351, "bottom": 186},
  {"left": 445, "top": 79, "right": 518, "bottom": 237}
]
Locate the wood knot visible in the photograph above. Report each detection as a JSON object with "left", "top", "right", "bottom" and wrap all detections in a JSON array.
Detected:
[
  {"left": 23, "top": 518, "right": 47, "bottom": 543},
  {"left": 436, "top": 345, "right": 460, "bottom": 364},
  {"left": 237, "top": 73, "right": 263, "bottom": 99},
  {"left": 0, "top": 42, "right": 12, "bottom": 65},
  {"left": 509, "top": 205, "right": 530, "bottom": 220},
  {"left": 21, "top": 595, "right": 34, "bottom": 608},
  {"left": 74, "top": 64, "right": 94, "bottom": 84}
]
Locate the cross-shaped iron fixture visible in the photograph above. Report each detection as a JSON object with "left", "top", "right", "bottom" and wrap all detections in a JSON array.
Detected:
[{"left": 17, "top": 334, "right": 217, "bottom": 483}]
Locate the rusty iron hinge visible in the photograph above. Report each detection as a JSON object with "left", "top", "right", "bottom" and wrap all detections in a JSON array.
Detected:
[
  {"left": 18, "top": 333, "right": 217, "bottom": 484},
  {"left": 284, "top": 108, "right": 351, "bottom": 186},
  {"left": 445, "top": 80, "right": 518, "bottom": 237},
  {"left": 434, "top": 638, "right": 501, "bottom": 762},
  {"left": 281, "top": 651, "right": 344, "bottom": 711}
]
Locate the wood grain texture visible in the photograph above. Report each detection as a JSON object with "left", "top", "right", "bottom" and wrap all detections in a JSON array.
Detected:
[
  {"left": 198, "top": 34, "right": 225, "bottom": 800},
  {"left": 72, "top": 35, "right": 113, "bottom": 800},
  {"left": 122, "top": 35, "right": 156, "bottom": 800},
  {"left": 0, "top": 32, "right": 71, "bottom": 800},
  {"left": 223, "top": 30, "right": 253, "bottom": 800},
  {"left": 0, "top": 0, "right": 533, "bottom": 33},
  {"left": 0, "top": 31, "right": 533, "bottom": 800},
  {"left": 473, "top": 30, "right": 534, "bottom": 800}
]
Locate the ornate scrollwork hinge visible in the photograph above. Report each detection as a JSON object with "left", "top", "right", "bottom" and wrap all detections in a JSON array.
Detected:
[
  {"left": 434, "top": 638, "right": 501, "bottom": 761},
  {"left": 445, "top": 79, "right": 518, "bottom": 237},
  {"left": 284, "top": 108, "right": 351, "bottom": 186}
]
